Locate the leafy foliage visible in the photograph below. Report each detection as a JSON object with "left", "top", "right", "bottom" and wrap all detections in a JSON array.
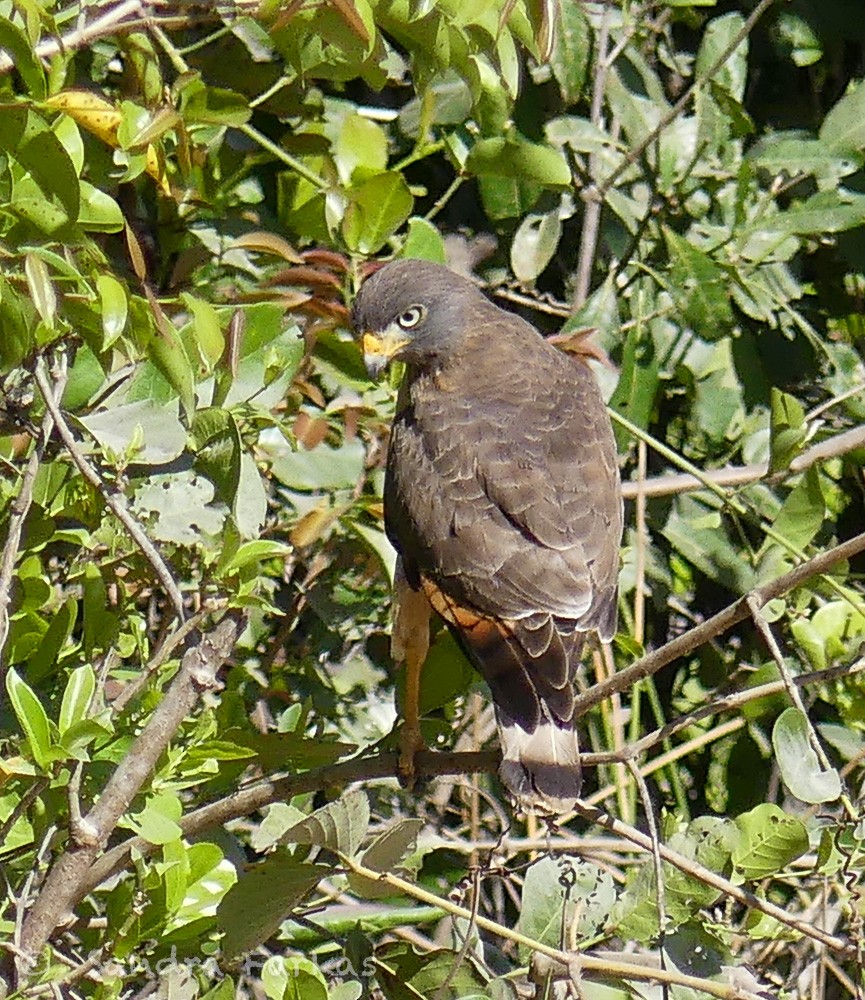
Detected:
[{"left": 0, "top": 2, "right": 864, "bottom": 1000}]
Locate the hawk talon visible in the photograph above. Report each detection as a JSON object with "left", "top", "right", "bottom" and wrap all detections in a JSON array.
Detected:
[{"left": 397, "top": 724, "right": 426, "bottom": 787}]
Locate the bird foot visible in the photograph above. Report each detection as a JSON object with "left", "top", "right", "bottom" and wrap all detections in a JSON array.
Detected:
[{"left": 398, "top": 724, "right": 426, "bottom": 787}]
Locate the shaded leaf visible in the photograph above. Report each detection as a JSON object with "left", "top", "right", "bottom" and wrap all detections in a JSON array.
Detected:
[
  {"left": 773, "top": 708, "right": 842, "bottom": 804},
  {"left": 281, "top": 789, "right": 370, "bottom": 856},
  {"left": 219, "top": 851, "right": 328, "bottom": 958}
]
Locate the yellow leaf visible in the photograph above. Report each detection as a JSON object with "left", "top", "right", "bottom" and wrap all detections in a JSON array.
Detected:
[{"left": 44, "top": 89, "right": 121, "bottom": 146}]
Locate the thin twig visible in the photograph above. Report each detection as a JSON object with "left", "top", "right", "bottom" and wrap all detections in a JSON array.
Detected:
[
  {"left": 80, "top": 748, "right": 499, "bottom": 896},
  {"left": 110, "top": 600, "right": 226, "bottom": 715},
  {"left": 625, "top": 757, "right": 668, "bottom": 998},
  {"left": 0, "top": 0, "right": 143, "bottom": 73},
  {"left": 574, "top": 802, "right": 851, "bottom": 956},
  {"left": 574, "top": 528, "right": 865, "bottom": 719},
  {"left": 620, "top": 423, "right": 865, "bottom": 500},
  {"left": 33, "top": 357, "right": 185, "bottom": 624},
  {"left": 573, "top": 2, "right": 612, "bottom": 307},
  {"left": 623, "top": 655, "right": 864, "bottom": 766},
  {"left": 343, "top": 855, "right": 768, "bottom": 1000}
]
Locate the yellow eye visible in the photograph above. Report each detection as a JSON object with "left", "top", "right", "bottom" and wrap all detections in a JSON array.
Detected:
[{"left": 397, "top": 306, "right": 425, "bottom": 329}]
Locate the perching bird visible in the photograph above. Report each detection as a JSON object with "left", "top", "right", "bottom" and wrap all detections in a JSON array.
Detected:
[{"left": 352, "top": 259, "right": 622, "bottom": 814}]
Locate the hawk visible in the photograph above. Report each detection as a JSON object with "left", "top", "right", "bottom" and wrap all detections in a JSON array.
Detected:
[{"left": 352, "top": 260, "right": 622, "bottom": 814}]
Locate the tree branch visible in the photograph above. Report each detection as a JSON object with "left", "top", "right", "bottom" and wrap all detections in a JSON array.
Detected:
[
  {"left": 572, "top": 528, "right": 865, "bottom": 718},
  {"left": 81, "top": 748, "right": 498, "bottom": 896},
  {"left": 16, "top": 613, "right": 242, "bottom": 978},
  {"left": 621, "top": 423, "right": 865, "bottom": 500}
]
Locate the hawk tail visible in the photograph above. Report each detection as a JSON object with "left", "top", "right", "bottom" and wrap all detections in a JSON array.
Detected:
[
  {"left": 425, "top": 586, "right": 584, "bottom": 814},
  {"left": 498, "top": 713, "right": 581, "bottom": 815}
]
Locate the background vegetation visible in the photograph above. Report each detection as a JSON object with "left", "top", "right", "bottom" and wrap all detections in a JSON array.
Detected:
[{"left": 1, "top": 1, "right": 864, "bottom": 998}]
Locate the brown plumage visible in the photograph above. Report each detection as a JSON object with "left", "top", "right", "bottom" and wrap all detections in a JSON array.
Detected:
[{"left": 352, "top": 260, "right": 623, "bottom": 814}]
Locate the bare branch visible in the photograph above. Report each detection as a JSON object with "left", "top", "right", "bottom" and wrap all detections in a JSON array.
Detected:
[
  {"left": 16, "top": 613, "right": 242, "bottom": 976},
  {"left": 573, "top": 528, "right": 865, "bottom": 719},
  {"left": 621, "top": 423, "right": 865, "bottom": 500},
  {"left": 573, "top": 3, "right": 612, "bottom": 308},
  {"left": 0, "top": 1, "right": 143, "bottom": 73},
  {"left": 81, "top": 748, "right": 498, "bottom": 895},
  {"left": 33, "top": 357, "right": 186, "bottom": 624}
]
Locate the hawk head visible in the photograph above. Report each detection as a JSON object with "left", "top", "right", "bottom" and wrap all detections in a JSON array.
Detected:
[{"left": 351, "top": 260, "right": 486, "bottom": 378}]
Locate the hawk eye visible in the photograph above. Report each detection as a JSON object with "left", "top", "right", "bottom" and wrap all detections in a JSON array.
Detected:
[{"left": 397, "top": 306, "right": 425, "bottom": 329}]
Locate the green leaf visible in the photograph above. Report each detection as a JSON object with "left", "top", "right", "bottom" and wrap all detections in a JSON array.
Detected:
[
  {"left": 751, "top": 136, "right": 861, "bottom": 182},
  {"left": 132, "top": 471, "right": 227, "bottom": 545},
  {"left": 820, "top": 81, "right": 865, "bottom": 155},
  {"left": 609, "top": 325, "right": 659, "bottom": 446},
  {"left": 348, "top": 819, "right": 424, "bottom": 899},
  {"left": 663, "top": 227, "right": 734, "bottom": 335},
  {"left": 336, "top": 113, "right": 388, "bottom": 183},
  {"left": 218, "top": 850, "right": 328, "bottom": 958},
  {"left": 775, "top": 11, "right": 822, "bottom": 67},
  {"left": 181, "top": 293, "right": 225, "bottom": 370},
  {"left": 754, "top": 190, "right": 865, "bottom": 236},
  {"left": 143, "top": 314, "right": 196, "bottom": 416},
  {"left": 243, "top": 731, "right": 356, "bottom": 771},
  {"left": 400, "top": 216, "right": 447, "bottom": 263},
  {"left": 82, "top": 562, "right": 117, "bottom": 656},
  {"left": 59, "top": 665, "right": 96, "bottom": 735},
  {"left": 768, "top": 388, "right": 807, "bottom": 473},
  {"left": 732, "top": 803, "right": 809, "bottom": 879},
  {"left": 769, "top": 467, "right": 825, "bottom": 551},
  {"left": 0, "top": 16, "right": 46, "bottom": 99},
  {"left": 127, "top": 791, "right": 183, "bottom": 845},
  {"left": 466, "top": 136, "right": 571, "bottom": 187},
  {"left": 27, "top": 598, "right": 77, "bottom": 684},
  {"left": 192, "top": 407, "right": 243, "bottom": 504},
  {"left": 78, "top": 181, "right": 124, "bottom": 232},
  {"left": 613, "top": 817, "right": 734, "bottom": 940},
  {"left": 417, "top": 630, "right": 474, "bottom": 716},
  {"left": 549, "top": 2, "right": 589, "bottom": 104},
  {"left": 773, "top": 708, "right": 842, "bottom": 805},
  {"left": 0, "top": 276, "right": 34, "bottom": 371},
  {"left": 24, "top": 253, "right": 56, "bottom": 329},
  {"left": 79, "top": 399, "right": 187, "bottom": 465},
  {"left": 343, "top": 171, "right": 414, "bottom": 254},
  {"left": 696, "top": 13, "right": 747, "bottom": 102},
  {"left": 267, "top": 436, "right": 366, "bottom": 492},
  {"left": 97, "top": 274, "right": 128, "bottom": 349},
  {"left": 510, "top": 208, "right": 562, "bottom": 284},
  {"left": 5, "top": 668, "right": 53, "bottom": 769},
  {"left": 0, "top": 107, "right": 79, "bottom": 224},
  {"left": 263, "top": 956, "right": 328, "bottom": 1000},
  {"left": 182, "top": 80, "right": 251, "bottom": 126}
]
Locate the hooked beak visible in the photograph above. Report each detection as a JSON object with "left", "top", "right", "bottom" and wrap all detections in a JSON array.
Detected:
[{"left": 361, "top": 330, "right": 411, "bottom": 379}]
